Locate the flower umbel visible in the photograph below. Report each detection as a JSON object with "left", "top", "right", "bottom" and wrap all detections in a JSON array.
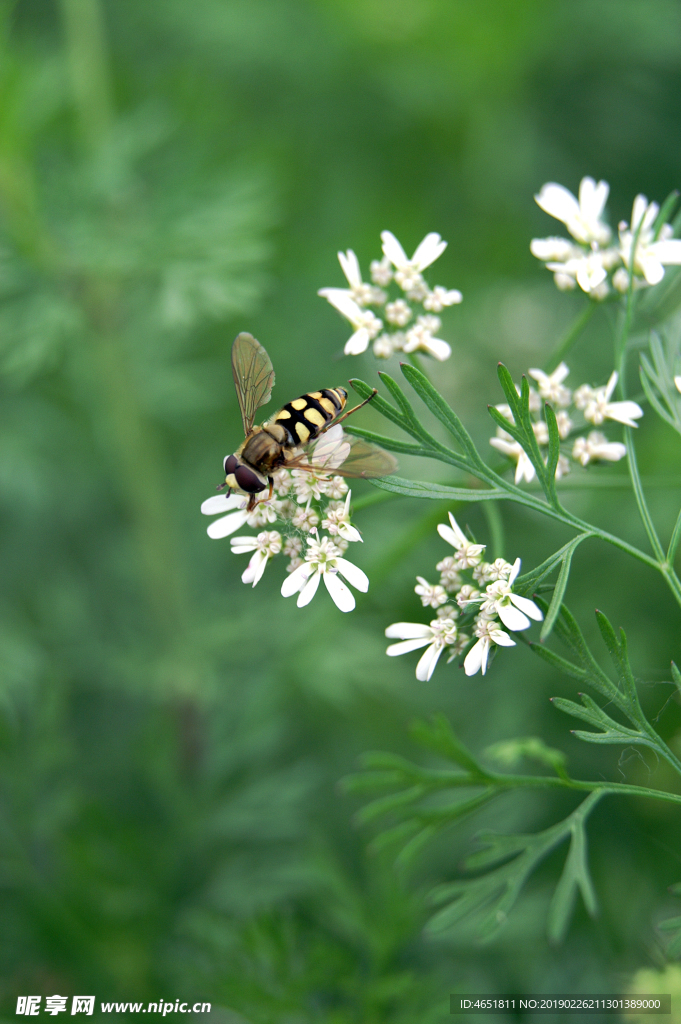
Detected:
[
  {"left": 281, "top": 533, "right": 369, "bottom": 612},
  {"left": 531, "top": 176, "right": 681, "bottom": 296},
  {"left": 319, "top": 230, "right": 461, "bottom": 361},
  {"left": 386, "top": 618, "right": 458, "bottom": 682},
  {"left": 230, "top": 531, "right": 282, "bottom": 587},
  {"left": 385, "top": 513, "right": 542, "bottom": 681}
]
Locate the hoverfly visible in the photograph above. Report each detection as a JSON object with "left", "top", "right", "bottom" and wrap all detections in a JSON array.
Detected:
[{"left": 221, "top": 332, "right": 397, "bottom": 510}]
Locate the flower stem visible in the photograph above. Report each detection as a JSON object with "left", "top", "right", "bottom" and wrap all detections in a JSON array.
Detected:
[
  {"left": 544, "top": 302, "right": 597, "bottom": 373},
  {"left": 406, "top": 350, "right": 427, "bottom": 375},
  {"left": 481, "top": 500, "right": 505, "bottom": 560},
  {"left": 668, "top": 507, "right": 681, "bottom": 566},
  {"left": 624, "top": 426, "right": 666, "bottom": 562},
  {"left": 59, "top": 0, "right": 114, "bottom": 153}
]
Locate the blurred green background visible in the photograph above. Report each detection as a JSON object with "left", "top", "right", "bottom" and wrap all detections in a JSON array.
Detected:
[{"left": 2, "top": 0, "right": 681, "bottom": 1020}]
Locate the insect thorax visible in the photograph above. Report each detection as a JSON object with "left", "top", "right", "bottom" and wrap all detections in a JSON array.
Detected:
[{"left": 239, "top": 426, "right": 287, "bottom": 474}]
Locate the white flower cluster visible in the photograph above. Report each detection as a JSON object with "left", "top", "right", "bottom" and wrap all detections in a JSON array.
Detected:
[
  {"left": 489, "top": 363, "right": 642, "bottom": 484},
  {"left": 531, "top": 177, "right": 681, "bottom": 298},
  {"left": 385, "top": 513, "right": 543, "bottom": 679},
  {"left": 201, "top": 459, "right": 369, "bottom": 612},
  {"left": 318, "top": 231, "right": 462, "bottom": 360}
]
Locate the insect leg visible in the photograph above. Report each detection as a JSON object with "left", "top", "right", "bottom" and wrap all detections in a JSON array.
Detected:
[
  {"left": 321, "top": 388, "right": 378, "bottom": 432},
  {"left": 248, "top": 477, "right": 274, "bottom": 511}
]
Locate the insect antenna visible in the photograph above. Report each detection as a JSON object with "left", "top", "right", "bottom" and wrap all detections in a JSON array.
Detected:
[{"left": 322, "top": 388, "right": 378, "bottom": 431}]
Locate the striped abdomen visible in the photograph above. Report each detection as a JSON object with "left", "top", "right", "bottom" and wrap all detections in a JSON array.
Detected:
[{"left": 269, "top": 388, "right": 347, "bottom": 445}]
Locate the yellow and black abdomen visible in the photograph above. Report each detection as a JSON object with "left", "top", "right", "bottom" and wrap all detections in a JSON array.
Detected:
[{"left": 269, "top": 388, "right": 347, "bottom": 445}]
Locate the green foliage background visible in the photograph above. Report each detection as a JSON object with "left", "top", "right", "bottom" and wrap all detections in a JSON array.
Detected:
[{"left": 2, "top": 1, "right": 681, "bottom": 1020}]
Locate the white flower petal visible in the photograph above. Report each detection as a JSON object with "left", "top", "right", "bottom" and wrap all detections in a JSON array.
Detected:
[
  {"left": 337, "top": 522, "right": 362, "bottom": 543},
  {"left": 421, "top": 336, "right": 451, "bottom": 361},
  {"left": 416, "top": 641, "right": 443, "bottom": 681},
  {"left": 447, "top": 512, "right": 467, "bottom": 545},
  {"left": 649, "top": 239, "right": 681, "bottom": 265},
  {"left": 297, "top": 570, "right": 321, "bottom": 607},
  {"left": 508, "top": 558, "right": 521, "bottom": 586},
  {"left": 201, "top": 493, "right": 244, "bottom": 515},
  {"left": 515, "top": 452, "right": 536, "bottom": 484},
  {"left": 381, "top": 230, "right": 409, "bottom": 269},
  {"left": 281, "top": 562, "right": 311, "bottom": 597},
  {"left": 489, "top": 628, "right": 516, "bottom": 647},
  {"left": 207, "top": 509, "right": 249, "bottom": 539},
  {"left": 579, "top": 177, "right": 609, "bottom": 221},
  {"left": 230, "top": 535, "right": 259, "bottom": 553},
  {"left": 639, "top": 254, "right": 665, "bottom": 285},
  {"left": 335, "top": 557, "right": 369, "bottom": 592},
  {"left": 344, "top": 328, "right": 370, "bottom": 355},
  {"left": 605, "top": 400, "right": 643, "bottom": 427},
  {"left": 386, "top": 637, "right": 433, "bottom": 657},
  {"left": 530, "top": 236, "right": 578, "bottom": 261},
  {"left": 338, "top": 249, "right": 362, "bottom": 288},
  {"left": 464, "top": 637, "right": 488, "bottom": 676},
  {"left": 385, "top": 622, "right": 434, "bottom": 640},
  {"left": 248, "top": 550, "right": 268, "bottom": 587},
  {"left": 535, "top": 183, "right": 580, "bottom": 226},
  {"left": 511, "top": 594, "right": 544, "bottom": 621},
  {"left": 318, "top": 288, "right": 359, "bottom": 316},
  {"left": 324, "top": 572, "right": 355, "bottom": 612},
  {"left": 497, "top": 603, "right": 531, "bottom": 632},
  {"left": 437, "top": 523, "right": 459, "bottom": 548},
  {"left": 412, "top": 232, "right": 447, "bottom": 270}
]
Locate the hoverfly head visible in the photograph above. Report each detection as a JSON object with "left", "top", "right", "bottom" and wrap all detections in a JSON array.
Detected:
[{"left": 223, "top": 453, "right": 267, "bottom": 494}]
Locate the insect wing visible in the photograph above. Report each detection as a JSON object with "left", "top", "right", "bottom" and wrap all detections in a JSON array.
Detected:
[
  {"left": 329, "top": 434, "right": 398, "bottom": 478},
  {"left": 291, "top": 424, "right": 398, "bottom": 478},
  {"left": 231, "top": 332, "right": 275, "bottom": 435}
]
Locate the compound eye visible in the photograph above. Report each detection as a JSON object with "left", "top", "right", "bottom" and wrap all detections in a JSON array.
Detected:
[
  {"left": 223, "top": 454, "right": 239, "bottom": 475},
  {"left": 235, "top": 465, "right": 266, "bottom": 493}
]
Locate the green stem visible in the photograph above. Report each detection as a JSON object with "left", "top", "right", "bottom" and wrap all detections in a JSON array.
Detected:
[
  {"left": 59, "top": 0, "right": 114, "bottom": 153},
  {"left": 481, "top": 500, "right": 505, "bottom": 560},
  {"left": 624, "top": 426, "right": 666, "bottom": 562},
  {"left": 406, "top": 351, "right": 427, "bottom": 376},
  {"left": 668, "top": 507, "right": 681, "bottom": 565},
  {"left": 614, "top": 219, "right": 643, "bottom": 394},
  {"left": 413, "top": 768, "right": 681, "bottom": 807},
  {"left": 544, "top": 302, "right": 597, "bottom": 373}
]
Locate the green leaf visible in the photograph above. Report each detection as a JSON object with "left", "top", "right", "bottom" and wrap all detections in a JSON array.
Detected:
[
  {"left": 494, "top": 364, "right": 559, "bottom": 507},
  {"left": 399, "top": 362, "right": 482, "bottom": 465},
  {"left": 367, "top": 819, "right": 422, "bottom": 855},
  {"left": 672, "top": 661, "right": 681, "bottom": 699},
  {"left": 653, "top": 190, "right": 679, "bottom": 238},
  {"left": 369, "top": 475, "right": 508, "bottom": 502},
  {"left": 540, "top": 550, "right": 574, "bottom": 642},
  {"left": 377, "top": 371, "right": 423, "bottom": 431},
  {"left": 340, "top": 770, "right": 412, "bottom": 794},
  {"left": 657, "top": 880, "right": 681, "bottom": 958},
  {"left": 410, "top": 714, "right": 491, "bottom": 777},
  {"left": 551, "top": 694, "right": 645, "bottom": 745},
  {"left": 344, "top": 425, "right": 435, "bottom": 458},
  {"left": 547, "top": 807, "right": 598, "bottom": 944},
  {"left": 529, "top": 644, "right": 588, "bottom": 682},
  {"left": 484, "top": 736, "right": 569, "bottom": 780},
  {"left": 425, "top": 793, "right": 602, "bottom": 942},
  {"left": 348, "top": 377, "right": 411, "bottom": 432},
  {"left": 514, "top": 533, "right": 593, "bottom": 597},
  {"left": 595, "top": 611, "right": 640, "bottom": 708},
  {"left": 496, "top": 362, "right": 523, "bottom": 422},
  {"left": 544, "top": 403, "right": 560, "bottom": 483},
  {"left": 354, "top": 785, "right": 427, "bottom": 826},
  {"left": 487, "top": 403, "right": 526, "bottom": 444}
]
